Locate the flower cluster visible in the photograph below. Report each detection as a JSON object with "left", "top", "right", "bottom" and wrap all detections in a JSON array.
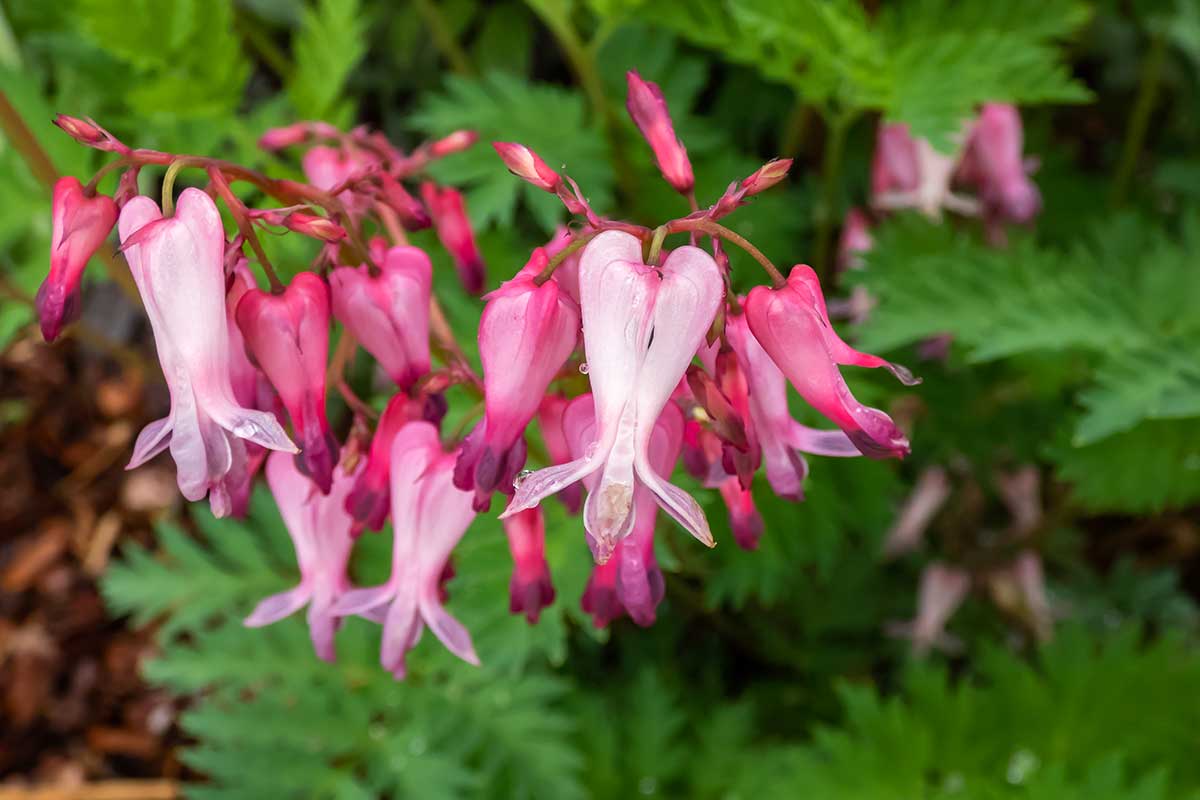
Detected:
[{"left": 42, "top": 74, "right": 921, "bottom": 677}]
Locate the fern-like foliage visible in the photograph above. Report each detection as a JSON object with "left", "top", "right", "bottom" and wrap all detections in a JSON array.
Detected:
[
  {"left": 589, "top": 0, "right": 1091, "bottom": 148},
  {"left": 854, "top": 213, "right": 1200, "bottom": 512},
  {"left": 288, "top": 0, "right": 367, "bottom": 125}
]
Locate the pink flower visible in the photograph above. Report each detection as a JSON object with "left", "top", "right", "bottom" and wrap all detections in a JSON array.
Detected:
[
  {"left": 344, "top": 393, "right": 412, "bottom": 533},
  {"left": 236, "top": 273, "right": 338, "bottom": 494},
  {"left": 334, "top": 421, "right": 479, "bottom": 679},
  {"left": 118, "top": 190, "right": 296, "bottom": 517},
  {"left": 626, "top": 71, "right": 694, "bottom": 195},
  {"left": 724, "top": 310, "right": 860, "bottom": 498},
  {"left": 493, "top": 142, "right": 561, "bottom": 192},
  {"left": 871, "top": 123, "right": 976, "bottom": 219},
  {"left": 330, "top": 245, "right": 432, "bottom": 391},
  {"left": 503, "top": 231, "right": 722, "bottom": 562},
  {"left": 837, "top": 207, "right": 873, "bottom": 272},
  {"left": 882, "top": 466, "right": 951, "bottom": 558},
  {"left": 376, "top": 173, "right": 432, "bottom": 231},
  {"left": 536, "top": 394, "right": 583, "bottom": 514},
  {"left": 454, "top": 247, "right": 580, "bottom": 511},
  {"left": 959, "top": 103, "right": 1041, "bottom": 224},
  {"left": 244, "top": 452, "right": 362, "bottom": 661},
  {"left": 421, "top": 182, "right": 485, "bottom": 294},
  {"left": 718, "top": 477, "right": 763, "bottom": 550},
  {"left": 568, "top": 395, "right": 680, "bottom": 626},
  {"left": 302, "top": 145, "right": 377, "bottom": 218},
  {"left": 745, "top": 266, "right": 917, "bottom": 460},
  {"left": 225, "top": 260, "right": 273, "bottom": 518},
  {"left": 502, "top": 508, "right": 556, "bottom": 623},
  {"left": 36, "top": 177, "right": 118, "bottom": 342},
  {"left": 909, "top": 562, "right": 970, "bottom": 655},
  {"left": 258, "top": 121, "right": 340, "bottom": 151}
]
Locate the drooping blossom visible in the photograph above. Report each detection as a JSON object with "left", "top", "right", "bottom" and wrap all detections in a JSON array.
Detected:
[
  {"left": 718, "top": 477, "right": 764, "bottom": 550},
  {"left": 871, "top": 122, "right": 977, "bottom": 219},
  {"left": 118, "top": 190, "right": 296, "bottom": 516},
  {"left": 625, "top": 71, "right": 694, "bottom": 195},
  {"left": 745, "top": 265, "right": 917, "bottom": 460},
  {"left": 569, "top": 395, "right": 680, "bottom": 626},
  {"left": 237, "top": 272, "right": 338, "bottom": 494},
  {"left": 958, "top": 103, "right": 1041, "bottom": 226},
  {"left": 455, "top": 247, "right": 580, "bottom": 511},
  {"left": 882, "top": 466, "right": 951, "bottom": 558},
  {"left": 724, "top": 309, "right": 861, "bottom": 498},
  {"left": 376, "top": 173, "right": 432, "bottom": 231},
  {"left": 502, "top": 508, "right": 555, "bottom": 623},
  {"left": 891, "top": 562, "right": 971, "bottom": 656},
  {"left": 536, "top": 394, "right": 583, "bottom": 514},
  {"left": 837, "top": 206, "right": 874, "bottom": 272},
  {"left": 335, "top": 421, "right": 479, "bottom": 679},
  {"left": 36, "top": 177, "right": 118, "bottom": 342},
  {"left": 421, "top": 182, "right": 485, "bottom": 294},
  {"left": 244, "top": 452, "right": 361, "bottom": 661},
  {"left": 329, "top": 245, "right": 432, "bottom": 390},
  {"left": 344, "top": 393, "right": 411, "bottom": 533},
  {"left": 503, "top": 231, "right": 723, "bottom": 562},
  {"left": 302, "top": 145, "right": 378, "bottom": 218},
  {"left": 225, "top": 260, "right": 273, "bottom": 518}
]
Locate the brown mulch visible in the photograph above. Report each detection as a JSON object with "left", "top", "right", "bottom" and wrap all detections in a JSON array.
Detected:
[{"left": 0, "top": 286, "right": 183, "bottom": 797}]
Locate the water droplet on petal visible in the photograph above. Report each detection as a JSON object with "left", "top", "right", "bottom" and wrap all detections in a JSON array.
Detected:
[
  {"left": 232, "top": 420, "right": 262, "bottom": 439},
  {"left": 578, "top": 362, "right": 589, "bottom": 374},
  {"left": 513, "top": 469, "right": 534, "bottom": 489}
]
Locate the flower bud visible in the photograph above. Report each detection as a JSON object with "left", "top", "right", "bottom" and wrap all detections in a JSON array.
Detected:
[
  {"left": 492, "top": 142, "right": 561, "bottom": 192},
  {"left": 625, "top": 70, "right": 694, "bottom": 194},
  {"left": 421, "top": 182, "right": 485, "bottom": 294},
  {"left": 430, "top": 130, "right": 478, "bottom": 158}
]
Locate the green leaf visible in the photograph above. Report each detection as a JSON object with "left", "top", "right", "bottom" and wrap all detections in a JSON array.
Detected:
[
  {"left": 288, "top": 0, "right": 367, "bottom": 124},
  {"left": 410, "top": 73, "right": 610, "bottom": 234}
]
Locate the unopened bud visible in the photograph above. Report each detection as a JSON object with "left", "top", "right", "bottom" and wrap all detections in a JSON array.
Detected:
[
  {"left": 284, "top": 212, "right": 346, "bottom": 242},
  {"left": 625, "top": 71, "right": 694, "bottom": 195},
  {"left": 430, "top": 130, "right": 478, "bottom": 158},
  {"left": 492, "top": 142, "right": 561, "bottom": 192},
  {"left": 54, "top": 115, "right": 125, "bottom": 153},
  {"left": 378, "top": 173, "right": 432, "bottom": 230},
  {"left": 741, "top": 158, "right": 792, "bottom": 196}
]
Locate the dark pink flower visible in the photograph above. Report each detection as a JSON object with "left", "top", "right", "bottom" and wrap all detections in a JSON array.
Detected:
[
  {"left": 302, "top": 145, "right": 377, "bottom": 218},
  {"left": 503, "top": 231, "right": 723, "bottom": 562},
  {"left": 236, "top": 272, "right": 338, "bottom": 493},
  {"left": 244, "top": 453, "right": 362, "bottom": 661},
  {"left": 224, "top": 259, "right": 273, "bottom": 518},
  {"left": 745, "top": 266, "right": 917, "bottom": 460},
  {"left": 724, "top": 310, "right": 860, "bottom": 498},
  {"left": 36, "top": 177, "right": 118, "bottom": 342},
  {"left": 334, "top": 421, "right": 479, "bottom": 679},
  {"left": 718, "top": 476, "right": 763, "bottom": 550},
  {"left": 421, "top": 182, "right": 485, "bottom": 294},
  {"left": 454, "top": 247, "right": 579, "bottom": 511},
  {"left": 118, "top": 190, "right": 296, "bottom": 517},
  {"left": 376, "top": 173, "right": 432, "bottom": 231},
  {"left": 959, "top": 103, "right": 1041, "bottom": 225},
  {"left": 502, "top": 507, "right": 556, "bottom": 623},
  {"left": 626, "top": 71, "right": 694, "bottom": 195},
  {"left": 536, "top": 394, "right": 583, "bottom": 514},
  {"left": 330, "top": 245, "right": 432, "bottom": 390},
  {"left": 344, "top": 393, "right": 412, "bottom": 533}
]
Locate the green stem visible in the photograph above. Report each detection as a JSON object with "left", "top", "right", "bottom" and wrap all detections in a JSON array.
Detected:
[
  {"left": 813, "top": 112, "right": 852, "bottom": 284},
  {"left": 779, "top": 95, "right": 810, "bottom": 158},
  {"left": 413, "top": 0, "right": 475, "bottom": 76},
  {"left": 161, "top": 160, "right": 186, "bottom": 217},
  {"left": 667, "top": 218, "right": 786, "bottom": 287},
  {"left": 646, "top": 225, "right": 668, "bottom": 264},
  {"left": 1110, "top": 32, "right": 1167, "bottom": 208},
  {"left": 534, "top": 231, "right": 601, "bottom": 285}
]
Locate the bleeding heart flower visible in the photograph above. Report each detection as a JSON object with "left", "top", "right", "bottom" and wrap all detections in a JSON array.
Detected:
[
  {"left": 745, "top": 265, "right": 917, "bottom": 460},
  {"left": 244, "top": 452, "right": 362, "bottom": 661},
  {"left": 334, "top": 421, "right": 479, "bottom": 679},
  {"left": 118, "top": 190, "right": 296, "bottom": 517},
  {"left": 236, "top": 272, "right": 338, "bottom": 493},
  {"left": 330, "top": 245, "right": 432, "bottom": 391},
  {"left": 502, "top": 508, "right": 556, "bottom": 623},
  {"left": 503, "top": 230, "right": 723, "bottom": 562},
  {"left": 454, "top": 247, "right": 579, "bottom": 511},
  {"left": 36, "top": 177, "right": 118, "bottom": 342}
]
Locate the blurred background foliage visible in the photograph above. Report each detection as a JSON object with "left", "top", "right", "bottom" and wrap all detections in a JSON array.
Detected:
[{"left": 2, "top": 0, "right": 1200, "bottom": 797}]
